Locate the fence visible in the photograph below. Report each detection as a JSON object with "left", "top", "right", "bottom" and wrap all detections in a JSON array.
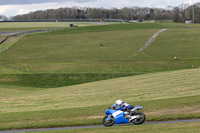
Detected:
[
  {"left": 0, "top": 28, "right": 65, "bottom": 45},
  {"left": 1, "top": 18, "right": 124, "bottom": 23}
]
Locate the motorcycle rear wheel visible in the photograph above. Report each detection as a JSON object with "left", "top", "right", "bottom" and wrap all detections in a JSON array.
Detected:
[
  {"left": 132, "top": 112, "right": 146, "bottom": 125},
  {"left": 102, "top": 116, "right": 115, "bottom": 126}
]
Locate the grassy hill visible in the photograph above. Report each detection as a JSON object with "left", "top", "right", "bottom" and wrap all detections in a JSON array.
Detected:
[
  {"left": 0, "top": 22, "right": 200, "bottom": 88},
  {"left": 0, "top": 67, "right": 199, "bottom": 130}
]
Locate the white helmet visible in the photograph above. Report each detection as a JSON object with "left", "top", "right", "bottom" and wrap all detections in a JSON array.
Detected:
[{"left": 116, "top": 100, "right": 123, "bottom": 105}]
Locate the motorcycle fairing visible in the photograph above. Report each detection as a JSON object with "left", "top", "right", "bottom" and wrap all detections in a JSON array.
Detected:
[{"left": 112, "top": 110, "right": 129, "bottom": 124}]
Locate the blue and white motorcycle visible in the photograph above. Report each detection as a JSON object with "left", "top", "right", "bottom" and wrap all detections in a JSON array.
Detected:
[{"left": 102, "top": 105, "right": 146, "bottom": 126}]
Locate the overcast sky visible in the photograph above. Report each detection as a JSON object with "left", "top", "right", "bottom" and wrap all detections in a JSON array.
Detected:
[{"left": 0, "top": 0, "right": 200, "bottom": 17}]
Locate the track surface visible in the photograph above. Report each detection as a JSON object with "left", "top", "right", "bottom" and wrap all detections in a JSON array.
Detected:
[
  {"left": 1, "top": 119, "right": 200, "bottom": 133},
  {"left": 0, "top": 31, "right": 24, "bottom": 35},
  {"left": 139, "top": 28, "right": 167, "bottom": 52}
]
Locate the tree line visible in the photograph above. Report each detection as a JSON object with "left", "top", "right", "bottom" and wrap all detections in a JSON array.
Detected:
[
  {"left": 1, "top": 3, "right": 200, "bottom": 23},
  {"left": 0, "top": 15, "right": 8, "bottom": 21},
  {"left": 12, "top": 7, "right": 173, "bottom": 21},
  {"left": 173, "top": 3, "right": 200, "bottom": 23}
]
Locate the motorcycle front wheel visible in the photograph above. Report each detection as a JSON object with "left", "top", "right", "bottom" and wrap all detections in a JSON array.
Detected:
[
  {"left": 132, "top": 112, "right": 146, "bottom": 125},
  {"left": 102, "top": 116, "right": 115, "bottom": 126}
]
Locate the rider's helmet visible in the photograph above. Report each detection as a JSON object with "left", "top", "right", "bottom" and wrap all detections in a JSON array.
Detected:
[{"left": 116, "top": 100, "right": 123, "bottom": 105}]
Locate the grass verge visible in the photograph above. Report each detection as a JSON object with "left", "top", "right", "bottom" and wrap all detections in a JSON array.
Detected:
[{"left": 27, "top": 121, "right": 200, "bottom": 133}]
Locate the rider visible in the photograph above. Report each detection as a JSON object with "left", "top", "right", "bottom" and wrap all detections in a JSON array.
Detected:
[{"left": 114, "top": 100, "right": 134, "bottom": 120}]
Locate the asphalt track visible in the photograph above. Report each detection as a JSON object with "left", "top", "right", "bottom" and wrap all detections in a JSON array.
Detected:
[
  {"left": 0, "top": 119, "right": 200, "bottom": 133},
  {"left": 139, "top": 28, "right": 167, "bottom": 52},
  {"left": 0, "top": 31, "right": 24, "bottom": 35}
]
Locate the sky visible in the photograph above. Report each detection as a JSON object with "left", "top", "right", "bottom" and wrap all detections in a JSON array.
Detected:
[{"left": 0, "top": 0, "right": 200, "bottom": 17}]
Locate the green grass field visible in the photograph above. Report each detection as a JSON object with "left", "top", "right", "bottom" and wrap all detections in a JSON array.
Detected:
[
  {"left": 0, "top": 68, "right": 199, "bottom": 130},
  {"left": 0, "top": 22, "right": 200, "bottom": 130},
  {"left": 0, "top": 22, "right": 100, "bottom": 32},
  {"left": 1, "top": 22, "right": 199, "bottom": 88}
]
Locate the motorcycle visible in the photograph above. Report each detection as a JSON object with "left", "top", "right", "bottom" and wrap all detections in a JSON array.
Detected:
[{"left": 102, "top": 105, "right": 146, "bottom": 126}]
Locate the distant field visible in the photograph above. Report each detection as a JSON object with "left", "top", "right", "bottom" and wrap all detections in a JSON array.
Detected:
[
  {"left": 0, "top": 22, "right": 200, "bottom": 88},
  {"left": 141, "top": 28, "right": 200, "bottom": 60},
  {"left": 0, "top": 68, "right": 199, "bottom": 130},
  {"left": 0, "top": 22, "right": 100, "bottom": 32}
]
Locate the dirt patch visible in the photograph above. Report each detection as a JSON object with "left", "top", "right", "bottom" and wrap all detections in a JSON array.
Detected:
[{"left": 8, "top": 37, "right": 21, "bottom": 43}]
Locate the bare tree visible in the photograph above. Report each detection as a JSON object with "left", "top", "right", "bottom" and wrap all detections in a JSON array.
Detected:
[{"left": 13, "top": 7, "right": 174, "bottom": 21}]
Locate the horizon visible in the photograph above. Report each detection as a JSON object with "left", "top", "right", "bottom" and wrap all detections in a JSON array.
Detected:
[{"left": 0, "top": 0, "right": 200, "bottom": 17}]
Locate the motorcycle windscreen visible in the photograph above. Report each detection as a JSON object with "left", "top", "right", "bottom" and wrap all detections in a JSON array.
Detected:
[{"left": 112, "top": 111, "right": 129, "bottom": 124}]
